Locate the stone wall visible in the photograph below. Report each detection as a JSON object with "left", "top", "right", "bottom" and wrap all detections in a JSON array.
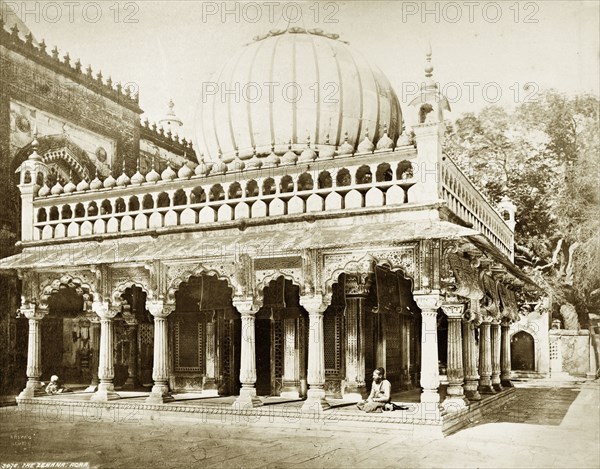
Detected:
[
  {"left": 549, "top": 330, "right": 592, "bottom": 377},
  {"left": 509, "top": 309, "right": 550, "bottom": 377}
]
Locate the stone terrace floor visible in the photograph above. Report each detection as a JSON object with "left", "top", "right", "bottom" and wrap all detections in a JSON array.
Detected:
[{"left": 1, "top": 380, "right": 598, "bottom": 468}]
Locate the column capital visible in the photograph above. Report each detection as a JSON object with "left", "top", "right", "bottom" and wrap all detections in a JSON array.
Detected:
[
  {"left": 479, "top": 315, "right": 494, "bottom": 325},
  {"left": 413, "top": 292, "right": 442, "bottom": 311},
  {"left": 299, "top": 294, "right": 330, "bottom": 315},
  {"left": 501, "top": 317, "right": 513, "bottom": 327},
  {"left": 146, "top": 299, "right": 174, "bottom": 318},
  {"left": 19, "top": 304, "right": 48, "bottom": 321},
  {"left": 92, "top": 301, "right": 119, "bottom": 320},
  {"left": 441, "top": 303, "right": 465, "bottom": 319},
  {"left": 232, "top": 296, "right": 260, "bottom": 317}
]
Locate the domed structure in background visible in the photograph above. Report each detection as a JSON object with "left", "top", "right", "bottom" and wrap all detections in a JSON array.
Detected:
[{"left": 197, "top": 27, "right": 403, "bottom": 163}]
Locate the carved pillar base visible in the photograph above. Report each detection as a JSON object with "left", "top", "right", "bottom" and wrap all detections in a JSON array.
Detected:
[
  {"left": 146, "top": 383, "right": 174, "bottom": 404},
  {"left": 301, "top": 387, "right": 330, "bottom": 412},
  {"left": 18, "top": 380, "right": 45, "bottom": 399},
  {"left": 464, "top": 384, "right": 482, "bottom": 401},
  {"left": 501, "top": 379, "right": 514, "bottom": 388},
  {"left": 233, "top": 385, "right": 263, "bottom": 408},
  {"left": 90, "top": 381, "right": 121, "bottom": 402}
]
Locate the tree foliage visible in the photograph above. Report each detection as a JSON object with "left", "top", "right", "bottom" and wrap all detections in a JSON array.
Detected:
[{"left": 444, "top": 90, "right": 600, "bottom": 326}]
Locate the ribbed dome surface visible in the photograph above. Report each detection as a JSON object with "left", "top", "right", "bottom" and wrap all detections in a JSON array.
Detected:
[{"left": 197, "top": 28, "right": 403, "bottom": 162}]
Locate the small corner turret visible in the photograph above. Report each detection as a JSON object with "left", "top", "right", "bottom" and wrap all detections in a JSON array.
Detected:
[{"left": 16, "top": 127, "right": 48, "bottom": 241}]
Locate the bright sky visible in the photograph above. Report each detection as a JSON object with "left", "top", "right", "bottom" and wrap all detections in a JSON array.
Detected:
[{"left": 3, "top": 1, "right": 599, "bottom": 140}]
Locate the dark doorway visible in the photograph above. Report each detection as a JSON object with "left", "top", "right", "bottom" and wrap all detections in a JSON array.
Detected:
[
  {"left": 511, "top": 331, "right": 535, "bottom": 371},
  {"left": 255, "top": 319, "right": 272, "bottom": 396}
]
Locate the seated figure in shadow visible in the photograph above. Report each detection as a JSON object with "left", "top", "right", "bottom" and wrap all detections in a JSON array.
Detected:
[
  {"left": 45, "top": 375, "right": 70, "bottom": 395},
  {"left": 356, "top": 367, "right": 391, "bottom": 413}
]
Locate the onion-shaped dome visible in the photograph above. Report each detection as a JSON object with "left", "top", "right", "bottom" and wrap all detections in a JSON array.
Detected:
[
  {"left": 131, "top": 169, "right": 145, "bottom": 185},
  {"left": 146, "top": 165, "right": 161, "bottom": 183},
  {"left": 116, "top": 168, "right": 130, "bottom": 187},
  {"left": 178, "top": 163, "right": 194, "bottom": 179},
  {"left": 76, "top": 179, "right": 90, "bottom": 191},
  {"left": 90, "top": 173, "right": 103, "bottom": 190},
  {"left": 246, "top": 148, "right": 263, "bottom": 170},
  {"left": 263, "top": 146, "right": 280, "bottom": 168},
  {"left": 227, "top": 157, "right": 245, "bottom": 172},
  {"left": 376, "top": 128, "right": 394, "bottom": 150},
  {"left": 210, "top": 159, "right": 227, "bottom": 175},
  {"left": 197, "top": 28, "right": 402, "bottom": 164},
  {"left": 317, "top": 134, "right": 335, "bottom": 159},
  {"left": 337, "top": 133, "right": 354, "bottom": 156},
  {"left": 281, "top": 141, "right": 298, "bottom": 165},
  {"left": 195, "top": 159, "right": 210, "bottom": 176},
  {"left": 63, "top": 179, "right": 77, "bottom": 194},
  {"left": 103, "top": 173, "right": 116, "bottom": 189},
  {"left": 51, "top": 181, "right": 64, "bottom": 195},
  {"left": 299, "top": 136, "right": 317, "bottom": 163},
  {"left": 161, "top": 165, "right": 177, "bottom": 181},
  {"left": 357, "top": 130, "right": 375, "bottom": 153},
  {"left": 38, "top": 183, "right": 51, "bottom": 197}
]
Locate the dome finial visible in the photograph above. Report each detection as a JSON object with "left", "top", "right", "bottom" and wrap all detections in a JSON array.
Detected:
[{"left": 424, "top": 42, "right": 436, "bottom": 89}]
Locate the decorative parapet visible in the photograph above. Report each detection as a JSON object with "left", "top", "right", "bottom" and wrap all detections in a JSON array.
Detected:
[
  {"left": 440, "top": 154, "right": 514, "bottom": 259},
  {"left": 140, "top": 119, "right": 196, "bottom": 161},
  {"left": 0, "top": 18, "right": 142, "bottom": 113},
  {"left": 27, "top": 146, "right": 421, "bottom": 242}
]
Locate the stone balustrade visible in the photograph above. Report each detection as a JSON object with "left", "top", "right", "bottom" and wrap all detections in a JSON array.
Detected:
[
  {"left": 441, "top": 155, "right": 514, "bottom": 259},
  {"left": 30, "top": 147, "right": 422, "bottom": 242}
]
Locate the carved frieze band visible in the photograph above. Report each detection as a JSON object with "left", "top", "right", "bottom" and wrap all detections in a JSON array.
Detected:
[{"left": 322, "top": 245, "right": 417, "bottom": 293}]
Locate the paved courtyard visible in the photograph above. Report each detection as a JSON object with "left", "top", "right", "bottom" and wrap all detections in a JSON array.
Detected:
[{"left": 1, "top": 381, "right": 598, "bottom": 469}]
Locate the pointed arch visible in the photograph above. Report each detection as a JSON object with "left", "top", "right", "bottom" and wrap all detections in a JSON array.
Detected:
[{"left": 167, "top": 264, "right": 240, "bottom": 303}]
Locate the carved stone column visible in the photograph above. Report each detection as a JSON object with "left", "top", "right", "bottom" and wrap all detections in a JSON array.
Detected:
[
  {"left": 462, "top": 301, "right": 481, "bottom": 401},
  {"left": 203, "top": 319, "right": 219, "bottom": 396},
  {"left": 400, "top": 312, "right": 412, "bottom": 388},
  {"left": 233, "top": 297, "right": 262, "bottom": 407},
  {"left": 375, "top": 314, "right": 386, "bottom": 372},
  {"left": 18, "top": 304, "right": 48, "bottom": 399},
  {"left": 491, "top": 320, "right": 503, "bottom": 391},
  {"left": 478, "top": 318, "right": 495, "bottom": 394},
  {"left": 146, "top": 299, "right": 175, "bottom": 404},
  {"left": 343, "top": 273, "right": 370, "bottom": 401},
  {"left": 91, "top": 301, "right": 120, "bottom": 402},
  {"left": 414, "top": 293, "right": 442, "bottom": 404},
  {"left": 500, "top": 318, "right": 514, "bottom": 387},
  {"left": 300, "top": 294, "right": 330, "bottom": 412},
  {"left": 84, "top": 316, "right": 100, "bottom": 392},
  {"left": 122, "top": 315, "right": 139, "bottom": 391},
  {"left": 281, "top": 318, "right": 300, "bottom": 398},
  {"left": 441, "top": 302, "right": 468, "bottom": 411}
]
